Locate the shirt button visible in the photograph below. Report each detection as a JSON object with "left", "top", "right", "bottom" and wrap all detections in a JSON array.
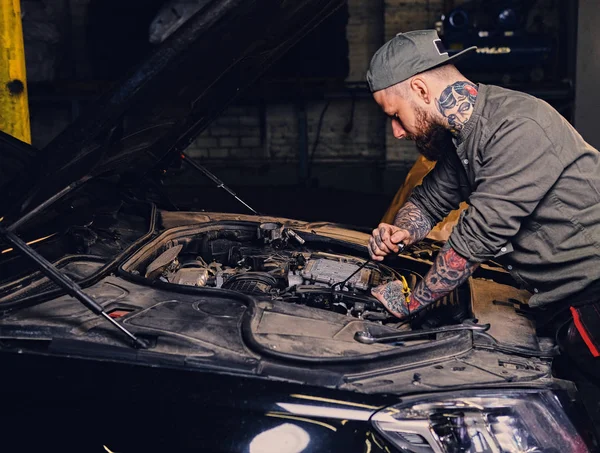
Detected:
[
  {"left": 534, "top": 288, "right": 539, "bottom": 293},
  {"left": 463, "top": 159, "right": 469, "bottom": 165},
  {"left": 501, "top": 247, "right": 507, "bottom": 252},
  {"left": 507, "top": 265, "right": 513, "bottom": 270}
]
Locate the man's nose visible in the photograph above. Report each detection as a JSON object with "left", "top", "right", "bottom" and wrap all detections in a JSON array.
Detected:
[{"left": 391, "top": 119, "right": 406, "bottom": 139}]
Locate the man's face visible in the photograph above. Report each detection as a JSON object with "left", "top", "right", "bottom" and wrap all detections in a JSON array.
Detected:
[
  {"left": 373, "top": 88, "right": 453, "bottom": 161},
  {"left": 373, "top": 89, "right": 419, "bottom": 140}
]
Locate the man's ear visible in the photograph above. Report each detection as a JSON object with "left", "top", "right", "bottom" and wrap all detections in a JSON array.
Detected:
[{"left": 409, "top": 77, "right": 431, "bottom": 104}]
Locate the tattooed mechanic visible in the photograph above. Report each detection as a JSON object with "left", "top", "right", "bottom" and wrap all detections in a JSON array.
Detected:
[{"left": 365, "top": 30, "right": 600, "bottom": 360}]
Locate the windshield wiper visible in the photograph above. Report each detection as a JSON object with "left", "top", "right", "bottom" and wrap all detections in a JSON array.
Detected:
[{"left": 0, "top": 225, "right": 148, "bottom": 349}]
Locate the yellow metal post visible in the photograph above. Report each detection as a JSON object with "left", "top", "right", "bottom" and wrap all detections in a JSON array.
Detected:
[{"left": 0, "top": 0, "right": 30, "bottom": 143}]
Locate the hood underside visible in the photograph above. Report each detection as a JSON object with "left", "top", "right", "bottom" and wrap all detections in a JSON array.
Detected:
[{"left": 0, "top": 0, "right": 344, "bottom": 224}]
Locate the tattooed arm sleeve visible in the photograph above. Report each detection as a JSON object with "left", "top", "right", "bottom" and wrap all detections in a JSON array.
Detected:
[
  {"left": 393, "top": 201, "right": 433, "bottom": 243},
  {"left": 408, "top": 154, "right": 470, "bottom": 232},
  {"left": 411, "top": 242, "right": 479, "bottom": 309}
]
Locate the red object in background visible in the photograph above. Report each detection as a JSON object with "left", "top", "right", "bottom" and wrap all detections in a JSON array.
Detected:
[{"left": 570, "top": 304, "right": 600, "bottom": 358}]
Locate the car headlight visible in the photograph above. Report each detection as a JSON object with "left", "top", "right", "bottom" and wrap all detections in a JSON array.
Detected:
[{"left": 371, "top": 389, "right": 589, "bottom": 453}]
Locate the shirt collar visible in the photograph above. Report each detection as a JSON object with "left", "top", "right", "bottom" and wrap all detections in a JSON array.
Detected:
[{"left": 454, "top": 83, "right": 486, "bottom": 145}]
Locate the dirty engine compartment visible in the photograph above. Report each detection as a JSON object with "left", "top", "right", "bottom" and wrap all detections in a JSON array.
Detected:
[
  {"left": 0, "top": 217, "right": 553, "bottom": 385},
  {"left": 122, "top": 221, "right": 468, "bottom": 326}
]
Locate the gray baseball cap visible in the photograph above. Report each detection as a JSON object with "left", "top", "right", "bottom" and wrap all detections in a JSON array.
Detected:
[{"left": 366, "top": 30, "right": 476, "bottom": 92}]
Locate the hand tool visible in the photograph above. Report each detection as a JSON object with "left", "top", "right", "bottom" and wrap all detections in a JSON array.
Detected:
[
  {"left": 330, "top": 242, "right": 406, "bottom": 290},
  {"left": 354, "top": 319, "right": 490, "bottom": 344}
]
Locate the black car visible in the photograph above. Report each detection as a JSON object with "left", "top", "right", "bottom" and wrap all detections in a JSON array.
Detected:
[{"left": 0, "top": 1, "right": 597, "bottom": 452}]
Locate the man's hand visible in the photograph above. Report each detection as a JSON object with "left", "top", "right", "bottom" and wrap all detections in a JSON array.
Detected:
[
  {"left": 369, "top": 223, "right": 409, "bottom": 261},
  {"left": 372, "top": 280, "right": 423, "bottom": 319},
  {"left": 369, "top": 201, "right": 435, "bottom": 262}
]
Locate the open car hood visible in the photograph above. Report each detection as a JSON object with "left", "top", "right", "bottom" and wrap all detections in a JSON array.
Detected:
[{"left": 0, "top": 0, "right": 344, "bottom": 224}]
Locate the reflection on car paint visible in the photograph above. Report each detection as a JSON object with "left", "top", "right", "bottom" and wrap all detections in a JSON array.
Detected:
[
  {"left": 289, "top": 394, "right": 382, "bottom": 410},
  {"left": 276, "top": 403, "right": 373, "bottom": 422},
  {"left": 265, "top": 412, "right": 337, "bottom": 432}
]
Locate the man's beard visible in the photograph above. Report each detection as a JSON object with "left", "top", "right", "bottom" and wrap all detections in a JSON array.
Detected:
[{"left": 406, "top": 107, "right": 454, "bottom": 161}]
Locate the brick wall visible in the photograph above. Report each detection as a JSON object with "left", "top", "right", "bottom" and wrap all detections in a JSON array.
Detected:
[
  {"left": 346, "top": 0, "right": 384, "bottom": 82},
  {"left": 187, "top": 0, "right": 449, "bottom": 169},
  {"left": 187, "top": 106, "right": 264, "bottom": 160},
  {"left": 187, "top": 99, "right": 386, "bottom": 163},
  {"left": 384, "top": 0, "right": 444, "bottom": 41}
]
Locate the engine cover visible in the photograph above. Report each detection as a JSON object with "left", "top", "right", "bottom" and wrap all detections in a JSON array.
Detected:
[{"left": 300, "top": 258, "right": 372, "bottom": 290}]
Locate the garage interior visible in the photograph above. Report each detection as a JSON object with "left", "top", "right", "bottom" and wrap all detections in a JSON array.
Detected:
[
  {"left": 1, "top": 1, "right": 600, "bottom": 450},
  {"left": 5, "top": 0, "right": 596, "bottom": 227}
]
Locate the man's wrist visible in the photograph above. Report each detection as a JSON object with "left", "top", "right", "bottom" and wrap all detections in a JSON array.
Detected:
[
  {"left": 393, "top": 201, "right": 433, "bottom": 243},
  {"left": 407, "top": 294, "right": 427, "bottom": 313}
]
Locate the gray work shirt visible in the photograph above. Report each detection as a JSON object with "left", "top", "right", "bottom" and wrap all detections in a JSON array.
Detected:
[{"left": 409, "top": 83, "right": 600, "bottom": 308}]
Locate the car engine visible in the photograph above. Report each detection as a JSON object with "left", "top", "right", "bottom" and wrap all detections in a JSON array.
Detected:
[
  {"left": 146, "top": 248, "right": 400, "bottom": 319},
  {"left": 135, "top": 222, "right": 467, "bottom": 324}
]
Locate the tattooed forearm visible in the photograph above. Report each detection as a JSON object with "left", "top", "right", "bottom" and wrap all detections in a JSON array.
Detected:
[
  {"left": 372, "top": 242, "right": 477, "bottom": 319},
  {"left": 393, "top": 201, "right": 434, "bottom": 243},
  {"left": 372, "top": 280, "right": 423, "bottom": 318},
  {"left": 372, "top": 281, "right": 405, "bottom": 315},
  {"left": 411, "top": 242, "right": 479, "bottom": 306},
  {"left": 435, "top": 81, "right": 478, "bottom": 134}
]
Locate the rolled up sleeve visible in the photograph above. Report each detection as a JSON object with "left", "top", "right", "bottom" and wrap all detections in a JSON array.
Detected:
[
  {"left": 409, "top": 152, "right": 468, "bottom": 227},
  {"left": 449, "top": 118, "right": 564, "bottom": 262}
]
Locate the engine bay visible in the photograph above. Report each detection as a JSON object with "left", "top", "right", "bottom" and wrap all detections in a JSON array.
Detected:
[
  {"left": 125, "top": 222, "right": 468, "bottom": 324},
  {"left": 0, "top": 216, "right": 549, "bottom": 371}
]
